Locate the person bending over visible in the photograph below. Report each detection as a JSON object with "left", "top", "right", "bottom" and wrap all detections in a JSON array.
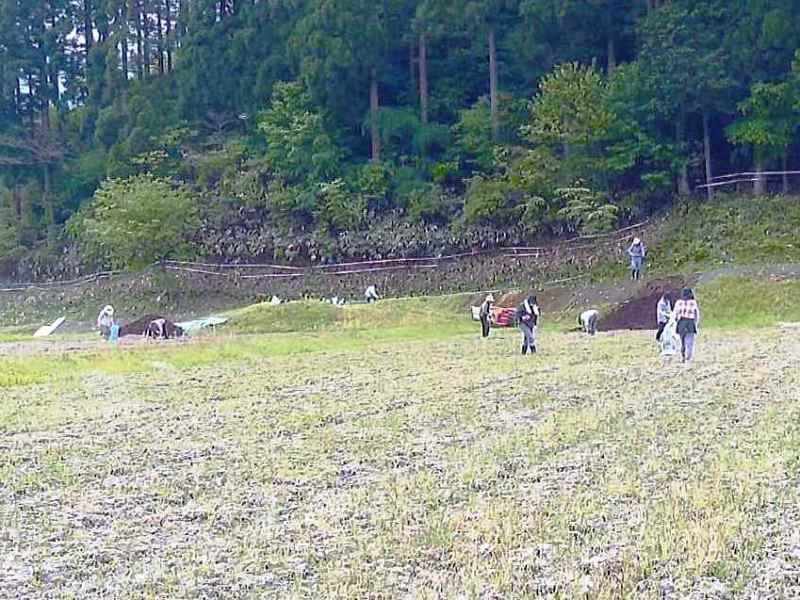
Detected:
[{"left": 579, "top": 309, "right": 600, "bottom": 335}]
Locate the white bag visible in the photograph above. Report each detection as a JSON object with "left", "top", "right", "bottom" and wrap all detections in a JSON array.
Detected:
[{"left": 660, "top": 315, "right": 680, "bottom": 357}]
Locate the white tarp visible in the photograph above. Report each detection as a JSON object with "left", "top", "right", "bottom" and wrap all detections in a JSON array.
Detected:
[{"left": 33, "top": 316, "right": 66, "bottom": 338}]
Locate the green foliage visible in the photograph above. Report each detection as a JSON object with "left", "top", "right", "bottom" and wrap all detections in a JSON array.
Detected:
[
  {"left": 3, "top": 0, "right": 800, "bottom": 276},
  {"left": 316, "top": 179, "right": 366, "bottom": 232},
  {"left": 454, "top": 98, "right": 497, "bottom": 173},
  {"left": 257, "top": 81, "right": 341, "bottom": 185},
  {"left": 726, "top": 81, "right": 800, "bottom": 158},
  {"left": 406, "top": 184, "right": 455, "bottom": 224},
  {"left": 67, "top": 175, "right": 200, "bottom": 269},
  {"left": 527, "top": 63, "right": 614, "bottom": 149},
  {"left": 555, "top": 185, "right": 619, "bottom": 234},
  {"left": 652, "top": 195, "right": 800, "bottom": 272},
  {"left": 463, "top": 175, "right": 516, "bottom": 225}
]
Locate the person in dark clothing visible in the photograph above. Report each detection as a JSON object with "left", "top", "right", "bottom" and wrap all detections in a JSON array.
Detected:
[
  {"left": 479, "top": 294, "right": 495, "bottom": 338},
  {"left": 656, "top": 293, "right": 673, "bottom": 341},
  {"left": 517, "top": 295, "right": 540, "bottom": 355},
  {"left": 673, "top": 288, "right": 700, "bottom": 362}
]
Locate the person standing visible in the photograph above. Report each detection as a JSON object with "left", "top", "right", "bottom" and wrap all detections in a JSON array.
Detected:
[
  {"left": 673, "top": 288, "right": 700, "bottom": 363},
  {"left": 656, "top": 293, "right": 673, "bottom": 341},
  {"left": 479, "top": 294, "right": 495, "bottom": 338},
  {"left": 628, "top": 237, "right": 646, "bottom": 280},
  {"left": 517, "top": 295, "right": 540, "bottom": 355},
  {"left": 578, "top": 309, "right": 600, "bottom": 335}
]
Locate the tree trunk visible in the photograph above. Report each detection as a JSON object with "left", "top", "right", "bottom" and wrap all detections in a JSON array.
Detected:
[
  {"left": 121, "top": 2, "right": 129, "bottom": 82},
  {"left": 607, "top": 36, "right": 616, "bottom": 73},
  {"left": 142, "top": 0, "right": 151, "bottom": 76},
  {"left": 754, "top": 151, "right": 765, "bottom": 197},
  {"left": 84, "top": 0, "right": 94, "bottom": 53},
  {"left": 134, "top": 1, "right": 143, "bottom": 79},
  {"left": 13, "top": 184, "right": 22, "bottom": 222},
  {"left": 14, "top": 77, "right": 22, "bottom": 118},
  {"left": 370, "top": 68, "right": 381, "bottom": 162},
  {"left": 156, "top": 1, "right": 165, "bottom": 74},
  {"left": 676, "top": 115, "right": 690, "bottom": 195},
  {"left": 165, "top": 0, "right": 173, "bottom": 72},
  {"left": 702, "top": 110, "right": 712, "bottom": 200},
  {"left": 419, "top": 33, "right": 429, "bottom": 124},
  {"left": 43, "top": 163, "right": 56, "bottom": 242},
  {"left": 178, "top": 0, "right": 185, "bottom": 41},
  {"left": 783, "top": 149, "right": 790, "bottom": 194},
  {"left": 408, "top": 41, "right": 416, "bottom": 105},
  {"left": 488, "top": 25, "right": 499, "bottom": 141}
]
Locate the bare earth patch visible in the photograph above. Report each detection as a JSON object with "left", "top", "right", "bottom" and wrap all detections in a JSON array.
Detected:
[{"left": 2, "top": 328, "right": 800, "bottom": 598}]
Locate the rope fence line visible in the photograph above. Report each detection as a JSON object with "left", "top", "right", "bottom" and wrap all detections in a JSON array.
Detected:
[
  {"left": 696, "top": 170, "right": 800, "bottom": 190},
  {"left": 0, "top": 220, "right": 650, "bottom": 293}
]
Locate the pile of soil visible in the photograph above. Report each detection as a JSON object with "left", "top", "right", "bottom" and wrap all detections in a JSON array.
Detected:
[
  {"left": 598, "top": 278, "right": 686, "bottom": 332},
  {"left": 119, "top": 314, "right": 182, "bottom": 338}
]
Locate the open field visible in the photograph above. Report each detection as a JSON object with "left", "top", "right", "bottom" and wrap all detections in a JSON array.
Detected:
[{"left": 3, "top": 294, "right": 800, "bottom": 599}]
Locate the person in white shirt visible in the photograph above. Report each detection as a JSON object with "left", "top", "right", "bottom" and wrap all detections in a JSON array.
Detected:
[
  {"left": 578, "top": 309, "right": 600, "bottom": 335},
  {"left": 96, "top": 305, "right": 115, "bottom": 339},
  {"left": 364, "top": 285, "right": 380, "bottom": 303}
]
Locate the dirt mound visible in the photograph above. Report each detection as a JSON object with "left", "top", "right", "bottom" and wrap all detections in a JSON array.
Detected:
[
  {"left": 598, "top": 278, "right": 686, "bottom": 332},
  {"left": 119, "top": 314, "right": 182, "bottom": 337}
]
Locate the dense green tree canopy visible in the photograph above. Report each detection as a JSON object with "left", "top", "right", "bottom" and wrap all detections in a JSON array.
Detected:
[{"left": 0, "top": 0, "right": 798, "bottom": 277}]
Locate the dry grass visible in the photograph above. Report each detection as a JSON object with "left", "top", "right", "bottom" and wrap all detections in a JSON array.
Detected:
[{"left": 2, "top": 326, "right": 800, "bottom": 599}]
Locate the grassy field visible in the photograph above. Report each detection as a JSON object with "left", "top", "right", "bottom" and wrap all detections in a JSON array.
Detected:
[{"left": 3, "top": 285, "right": 800, "bottom": 598}]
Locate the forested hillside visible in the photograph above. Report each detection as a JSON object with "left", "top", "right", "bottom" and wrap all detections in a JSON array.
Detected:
[{"left": 1, "top": 0, "right": 799, "bottom": 280}]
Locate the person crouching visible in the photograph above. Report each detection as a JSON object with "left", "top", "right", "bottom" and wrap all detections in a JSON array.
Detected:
[
  {"left": 96, "top": 305, "right": 115, "bottom": 340},
  {"left": 517, "top": 295, "right": 540, "bottom": 355},
  {"left": 579, "top": 309, "right": 600, "bottom": 335},
  {"left": 479, "top": 294, "right": 495, "bottom": 338}
]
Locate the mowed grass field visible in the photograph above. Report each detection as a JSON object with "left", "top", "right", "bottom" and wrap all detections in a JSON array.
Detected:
[{"left": 3, "top": 278, "right": 800, "bottom": 598}]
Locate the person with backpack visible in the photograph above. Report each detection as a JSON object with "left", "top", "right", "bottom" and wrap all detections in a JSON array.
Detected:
[
  {"left": 673, "top": 287, "right": 701, "bottom": 363},
  {"left": 479, "top": 294, "right": 495, "bottom": 338},
  {"left": 517, "top": 295, "right": 540, "bottom": 355},
  {"left": 628, "top": 237, "right": 646, "bottom": 280}
]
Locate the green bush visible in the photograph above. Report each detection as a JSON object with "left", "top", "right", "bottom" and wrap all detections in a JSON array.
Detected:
[{"left": 67, "top": 174, "right": 200, "bottom": 269}]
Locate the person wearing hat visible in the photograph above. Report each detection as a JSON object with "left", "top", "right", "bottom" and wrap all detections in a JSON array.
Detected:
[
  {"left": 516, "top": 295, "right": 540, "bottom": 355},
  {"left": 672, "top": 287, "right": 701, "bottom": 363},
  {"left": 479, "top": 294, "right": 495, "bottom": 338},
  {"left": 96, "top": 305, "right": 115, "bottom": 340},
  {"left": 578, "top": 308, "right": 600, "bottom": 335},
  {"left": 628, "top": 237, "right": 646, "bottom": 280}
]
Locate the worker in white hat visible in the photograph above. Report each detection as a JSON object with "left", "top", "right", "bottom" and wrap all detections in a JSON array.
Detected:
[
  {"left": 479, "top": 294, "right": 495, "bottom": 338},
  {"left": 96, "top": 305, "right": 115, "bottom": 340},
  {"left": 628, "top": 236, "right": 646, "bottom": 280}
]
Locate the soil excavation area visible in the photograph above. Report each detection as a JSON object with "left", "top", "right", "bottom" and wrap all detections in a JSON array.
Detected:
[{"left": 2, "top": 326, "right": 800, "bottom": 598}]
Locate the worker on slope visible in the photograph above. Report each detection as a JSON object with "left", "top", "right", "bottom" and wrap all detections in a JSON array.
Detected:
[
  {"left": 628, "top": 237, "right": 646, "bottom": 280},
  {"left": 96, "top": 305, "right": 115, "bottom": 340},
  {"left": 578, "top": 309, "right": 600, "bottom": 335},
  {"left": 479, "top": 294, "right": 495, "bottom": 338},
  {"left": 517, "top": 295, "right": 540, "bottom": 355}
]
